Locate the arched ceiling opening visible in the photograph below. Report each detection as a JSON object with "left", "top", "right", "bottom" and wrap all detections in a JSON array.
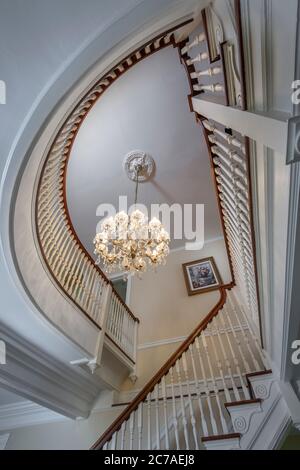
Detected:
[{"left": 66, "top": 45, "right": 222, "bottom": 255}]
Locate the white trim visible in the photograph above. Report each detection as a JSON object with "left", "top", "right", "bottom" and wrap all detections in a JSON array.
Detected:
[
  {"left": 261, "top": 0, "right": 273, "bottom": 112},
  {"left": 138, "top": 336, "right": 187, "bottom": 350},
  {"left": 192, "top": 97, "right": 289, "bottom": 155},
  {"left": 0, "top": 433, "right": 10, "bottom": 450},
  {"left": 138, "top": 324, "right": 248, "bottom": 350},
  {"left": 0, "top": 321, "right": 102, "bottom": 420},
  {"left": 240, "top": 0, "right": 254, "bottom": 110},
  {"left": 169, "top": 236, "right": 224, "bottom": 254},
  {"left": 0, "top": 391, "right": 126, "bottom": 431},
  {"left": 0, "top": 401, "right": 69, "bottom": 432}
]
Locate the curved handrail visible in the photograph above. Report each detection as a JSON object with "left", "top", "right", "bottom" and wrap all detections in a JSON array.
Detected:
[
  {"left": 34, "top": 21, "right": 193, "bottom": 337},
  {"left": 91, "top": 283, "right": 234, "bottom": 450}
]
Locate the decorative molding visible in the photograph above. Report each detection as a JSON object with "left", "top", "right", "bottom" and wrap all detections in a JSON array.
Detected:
[
  {"left": 123, "top": 150, "right": 155, "bottom": 182},
  {"left": 0, "top": 390, "right": 125, "bottom": 432},
  {"left": 226, "top": 400, "right": 262, "bottom": 435},
  {"left": 0, "top": 401, "right": 66, "bottom": 432},
  {"left": 261, "top": 0, "right": 273, "bottom": 113},
  {"left": 0, "top": 321, "right": 103, "bottom": 420},
  {"left": 138, "top": 323, "right": 248, "bottom": 350},
  {"left": 221, "top": 42, "right": 242, "bottom": 107},
  {"left": 240, "top": 0, "right": 255, "bottom": 110},
  {"left": 202, "top": 5, "right": 224, "bottom": 63},
  {"left": 248, "top": 139, "right": 268, "bottom": 348},
  {"left": 263, "top": 147, "right": 275, "bottom": 354},
  {"left": 0, "top": 433, "right": 10, "bottom": 450},
  {"left": 169, "top": 236, "right": 225, "bottom": 254}
]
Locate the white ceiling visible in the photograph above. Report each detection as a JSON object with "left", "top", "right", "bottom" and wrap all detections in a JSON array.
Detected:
[{"left": 67, "top": 46, "right": 222, "bottom": 255}]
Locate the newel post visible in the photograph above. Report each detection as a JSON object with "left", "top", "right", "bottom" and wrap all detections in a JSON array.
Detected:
[{"left": 88, "top": 283, "right": 112, "bottom": 373}]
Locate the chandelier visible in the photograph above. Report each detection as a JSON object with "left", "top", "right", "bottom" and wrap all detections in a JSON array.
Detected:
[{"left": 93, "top": 152, "right": 170, "bottom": 275}]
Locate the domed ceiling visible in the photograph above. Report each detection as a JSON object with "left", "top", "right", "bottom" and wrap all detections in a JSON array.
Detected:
[{"left": 66, "top": 45, "right": 223, "bottom": 256}]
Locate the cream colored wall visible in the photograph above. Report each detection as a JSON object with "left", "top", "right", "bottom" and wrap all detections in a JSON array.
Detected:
[
  {"left": 130, "top": 239, "right": 231, "bottom": 345},
  {"left": 4, "top": 406, "right": 125, "bottom": 450},
  {"left": 122, "top": 238, "right": 231, "bottom": 391}
]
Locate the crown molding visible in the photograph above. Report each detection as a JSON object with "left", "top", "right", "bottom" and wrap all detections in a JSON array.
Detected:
[
  {"left": 0, "top": 401, "right": 67, "bottom": 432},
  {"left": 0, "top": 320, "right": 104, "bottom": 420},
  {"left": 169, "top": 236, "right": 225, "bottom": 254}
]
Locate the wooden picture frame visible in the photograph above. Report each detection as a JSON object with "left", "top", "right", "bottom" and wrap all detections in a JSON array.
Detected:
[{"left": 182, "top": 257, "right": 223, "bottom": 296}]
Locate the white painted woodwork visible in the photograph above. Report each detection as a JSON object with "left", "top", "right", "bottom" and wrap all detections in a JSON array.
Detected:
[
  {"left": 193, "top": 97, "right": 289, "bottom": 155},
  {"left": 98, "top": 292, "right": 267, "bottom": 450}
]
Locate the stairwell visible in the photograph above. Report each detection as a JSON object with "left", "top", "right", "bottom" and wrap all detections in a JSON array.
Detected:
[{"left": 91, "top": 287, "right": 288, "bottom": 451}]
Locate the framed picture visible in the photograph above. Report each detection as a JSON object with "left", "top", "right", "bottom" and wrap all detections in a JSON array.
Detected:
[{"left": 182, "top": 257, "right": 222, "bottom": 296}]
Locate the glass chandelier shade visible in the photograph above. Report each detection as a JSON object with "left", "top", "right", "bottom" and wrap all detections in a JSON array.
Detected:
[{"left": 93, "top": 160, "right": 170, "bottom": 275}]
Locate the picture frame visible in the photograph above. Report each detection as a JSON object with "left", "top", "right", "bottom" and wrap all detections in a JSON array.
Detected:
[{"left": 182, "top": 257, "right": 223, "bottom": 296}]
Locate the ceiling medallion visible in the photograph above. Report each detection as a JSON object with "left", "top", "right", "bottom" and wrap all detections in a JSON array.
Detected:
[
  {"left": 123, "top": 150, "right": 155, "bottom": 182},
  {"left": 94, "top": 154, "right": 169, "bottom": 276}
]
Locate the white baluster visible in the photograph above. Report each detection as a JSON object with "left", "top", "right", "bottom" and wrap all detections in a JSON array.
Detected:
[
  {"left": 110, "top": 432, "right": 116, "bottom": 450},
  {"left": 137, "top": 403, "right": 143, "bottom": 450},
  {"left": 175, "top": 361, "right": 189, "bottom": 449},
  {"left": 129, "top": 410, "right": 135, "bottom": 450},
  {"left": 120, "top": 420, "right": 127, "bottom": 450},
  {"left": 216, "top": 308, "right": 250, "bottom": 399},
  {"left": 154, "top": 384, "right": 161, "bottom": 450},
  {"left": 194, "top": 337, "right": 218, "bottom": 435},
  {"left": 181, "top": 33, "right": 206, "bottom": 54},
  {"left": 182, "top": 353, "right": 199, "bottom": 449},
  {"left": 161, "top": 375, "right": 170, "bottom": 450},
  {"left": 188, "top": 344, "right": 209, "bottom": 436},
  {"left": 191, "top": 67, "right": 222, "bottom": 78},
  {"left": 211, "top": 316, "right": 240, "bottom": 401},
  {"left": 169, "top": 367, "right": 180, "bottom": 449},
  {"left": 200, "top": 333, "right": 229, "bottom": 434},
  {"left": 206, "top": 322, "right": 231, "bottom": 403},
  {"left": 232, "top": 294, "right": 268, "bottom": 370},
  {"left": 224, "top": 304, "right": 251, "bottom": 374},
  {"left": 193, "top": 83, "right": 224, "bottom": 93},
  {"left": 203, "top": 120, "right": 246, "bottom": 152},
  {"left": 186, "top": 51, "right": 208, "bottom": 65},
  {"left": 147, "top": 393, "right": 152, "bottom": 450}
]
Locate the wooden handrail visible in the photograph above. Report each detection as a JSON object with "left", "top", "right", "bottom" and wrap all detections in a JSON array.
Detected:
[{"left": 91, "top": 282, "right": 234, "bottom": 450}]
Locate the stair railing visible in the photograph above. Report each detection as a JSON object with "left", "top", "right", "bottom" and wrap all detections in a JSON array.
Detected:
[
  {"left": 35, "top": 110, "right": 139, "bottom": 361},
  {"left": 34, "top": 22, "right": 194, "bottom": 362},
  {"left": 91, "top": 285, "right": 268, "bottom": 450}
]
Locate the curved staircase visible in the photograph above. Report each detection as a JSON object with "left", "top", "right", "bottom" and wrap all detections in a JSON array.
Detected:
[{"left": 91, "top": 286, "right": 275, "bottom": 450}]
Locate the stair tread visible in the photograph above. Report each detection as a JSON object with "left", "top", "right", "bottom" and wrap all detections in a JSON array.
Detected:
[
  {"left": 225, "top": 398, "right": 262, "bottom": 408},
  {"left": 246, "top": 370, "right": 272, "bottom": 380},
  {"left": 202, "top": 433, "right": 241, "bottom": 443}
]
